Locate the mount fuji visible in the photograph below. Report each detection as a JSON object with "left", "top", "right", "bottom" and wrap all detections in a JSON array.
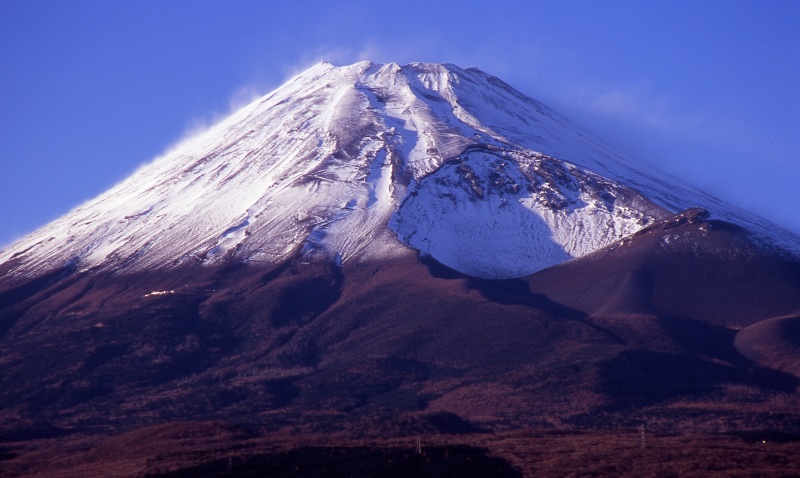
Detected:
[
  {"left": 2, "top": 61, "right": 797, "bottom": 281},
  {"left": 2, "top": 62, "right": 800, "bottom": 477}
]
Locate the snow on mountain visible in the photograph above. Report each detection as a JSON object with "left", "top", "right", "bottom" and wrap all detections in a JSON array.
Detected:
[
  {"left": 1, "top": 61, "right": 798, "bottom": 280},
  {"left": 391, "top": 146, "right": 669, "bottom": 278}
]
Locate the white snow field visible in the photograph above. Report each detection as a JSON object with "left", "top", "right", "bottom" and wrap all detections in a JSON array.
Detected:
[{"left": 1, "top": 61, "right": 798, "bottom": 280}]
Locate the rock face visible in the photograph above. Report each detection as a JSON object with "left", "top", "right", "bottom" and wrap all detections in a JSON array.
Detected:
[{"left": 1, "top": 62, "right": 800, "bottom": 469}]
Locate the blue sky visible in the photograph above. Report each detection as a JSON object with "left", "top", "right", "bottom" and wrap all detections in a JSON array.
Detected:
[{"left": 1, "top": 0, "right": 798, "bottom": 248}]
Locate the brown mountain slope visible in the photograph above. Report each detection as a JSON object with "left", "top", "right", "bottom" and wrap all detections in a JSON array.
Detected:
[
  {"left": 1, "top": 211, "right": 799, "bottom": 438},
  {"left": 2, "top": 211, "right": 800, "bottom": 476},
  {"left": 736, "top": 314, "right": 800, "bottom": 377},
  {"left": 526, "top": 208, "right": 800, "bottom": 328}
]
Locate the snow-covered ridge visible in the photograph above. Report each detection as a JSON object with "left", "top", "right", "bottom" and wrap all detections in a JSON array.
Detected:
[
  {"left": 1, "top": 61, "right": 798, "bottom": 280},
  {"left": 391, "top": 145, "right": 670, "bottom": 278}
]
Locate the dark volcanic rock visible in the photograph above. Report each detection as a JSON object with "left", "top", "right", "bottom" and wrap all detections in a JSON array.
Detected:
[{"left": 1, "top": 225, "right": 799, "bottom": 441}]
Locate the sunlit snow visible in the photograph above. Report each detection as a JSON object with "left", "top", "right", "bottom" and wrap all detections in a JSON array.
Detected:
[{"left": 1, "top": 61, "right": 798, "bottom": 280}]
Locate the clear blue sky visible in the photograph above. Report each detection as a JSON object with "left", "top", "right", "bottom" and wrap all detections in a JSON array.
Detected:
[{"left": 1, "top": 0, "right": 798, "bottom": 248}]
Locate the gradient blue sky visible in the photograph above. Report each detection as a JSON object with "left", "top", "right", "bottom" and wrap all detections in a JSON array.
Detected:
[{"left": 1, "top": 0, "right": 798, "bottom": 248}]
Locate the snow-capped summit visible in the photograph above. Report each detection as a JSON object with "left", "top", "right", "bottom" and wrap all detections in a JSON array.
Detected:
[{"left": 1, "top": 61, "right": 798, "bottom": 280}]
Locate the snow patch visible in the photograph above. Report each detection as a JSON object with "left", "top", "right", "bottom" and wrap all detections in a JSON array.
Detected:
[{"left": 391, "top": 147, "right": 667, "bottom": 278}]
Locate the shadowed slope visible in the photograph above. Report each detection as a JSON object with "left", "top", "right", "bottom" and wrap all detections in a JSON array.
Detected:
[
  {"left": 526, "top": 208, "right": 800, "bottom": 328},
  {"left": 2, "top": 232, "right": 798, "bottom": 440},
  {"left": 736, "top": 314, "right": 800, "bottom": 377}
]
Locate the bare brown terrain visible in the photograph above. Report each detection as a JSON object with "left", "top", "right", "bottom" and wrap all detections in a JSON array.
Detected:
[
  {"left": 3, "top": 422, "right": 800, "bottom": 477},
  {"left": 736, "top": 315, "right": 800, "bottom": 377},
  {"left": 1, "top": 209, "right": 800, "bottom": 476}
]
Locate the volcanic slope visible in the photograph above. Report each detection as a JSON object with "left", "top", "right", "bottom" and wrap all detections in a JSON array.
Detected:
[
  {"left": 2, "top": 61, "right": 800, "bottom": 476},
  {"left": 1, "top": 61, "right": 797, "bottom": 283},
  {"left": 2, "top": 240, "right": 800, "bottom": 437},
  {"left": 526, "top": 207, "right": 800, "bottom": 328}
]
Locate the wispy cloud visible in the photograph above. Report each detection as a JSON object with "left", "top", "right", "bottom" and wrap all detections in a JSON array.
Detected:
[
  {"left": 285, "top": 45, "right": 359, "bottom": 77},
  {"left": 572, "top": 83, "right": 707, "bottom": 136},
  {"left": 159, "top": 44, "right": 390, "bottom": 162}
]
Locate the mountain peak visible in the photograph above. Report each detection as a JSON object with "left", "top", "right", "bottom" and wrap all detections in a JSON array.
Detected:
[
  {"left": 3, "top": 63, "right": 800, "bottom": 469},
  {"left": 1, "top": 61, "right": 798, "bottom": 281}
]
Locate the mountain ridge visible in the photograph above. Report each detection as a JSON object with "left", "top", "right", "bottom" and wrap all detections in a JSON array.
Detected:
[{"left": 2, "top": 61, "right": 798, "bottom": 282}]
